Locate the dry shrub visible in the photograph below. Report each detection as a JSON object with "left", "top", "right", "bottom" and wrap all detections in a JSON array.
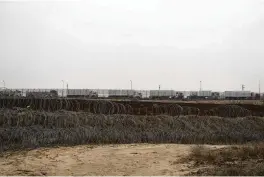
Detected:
[
  {"left": 187, "top": 143, "right": 264, "bottom": 176},
  {"left": 189, "top": 145, "right": 219, "bottom": 164},
  {"left": 213, "top": 163, "right": 264, "bottom": 176},
  {"left": 190, "top": 143, "right": 264, "bottom": 163}
]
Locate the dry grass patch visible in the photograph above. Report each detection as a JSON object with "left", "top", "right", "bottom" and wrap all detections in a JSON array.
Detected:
[{"left": 185, "top": 143, "right": 264, "bottom": 176}]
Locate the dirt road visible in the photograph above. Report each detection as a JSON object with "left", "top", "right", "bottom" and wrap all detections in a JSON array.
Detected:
[{"left": 0, "top": 144, "right": 225, "bottom": 176}]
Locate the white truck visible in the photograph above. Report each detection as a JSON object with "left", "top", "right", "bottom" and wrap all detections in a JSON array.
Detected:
[
  {"left": 223, "top": 91, "right": 251, "bottom": 100},
  {"left": 149, "top": 90, "right": 176, "bottom": 99},
  {"left": 66, "top": 89, "right": 98, "bottom": 98},
  {"left": 108, "top": 89, "right": 142, "bottom": 99}
]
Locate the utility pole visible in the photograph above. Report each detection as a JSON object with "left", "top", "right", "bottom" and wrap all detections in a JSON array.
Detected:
[
  {"left": 130, "top": 80, "right": 132, "bottom": 90},
  {"left": 158, "top": 85, "right": 161, "bottom": 97},
  {"left": 66, "top": 82, "right": 69, "bottom": 96},
  {"left": 61, "top": 80, "right": 64, "bottom": 97},
  {"left": 259, "top": 80, "right": 261, "bottom": 100},
  {"left": 2, "top": 80, "right": 5, "bottom": 88}
]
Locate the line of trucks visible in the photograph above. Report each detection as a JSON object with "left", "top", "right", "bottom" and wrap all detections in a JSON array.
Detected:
[
  {"left": 66, "top": 89, "right": 260, "bottom": 100},
  {"left": 0, "top": 88, "right": 260, "bottom": 100}
]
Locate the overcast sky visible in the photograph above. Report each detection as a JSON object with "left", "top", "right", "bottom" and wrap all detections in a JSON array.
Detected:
[{"left": 1, "top": 0, "right": 264, "bottom": 91}]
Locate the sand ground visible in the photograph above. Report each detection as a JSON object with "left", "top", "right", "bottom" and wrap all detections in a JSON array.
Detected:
[{"left": 0, "top": 144, "right": 226, "bottom": 176}]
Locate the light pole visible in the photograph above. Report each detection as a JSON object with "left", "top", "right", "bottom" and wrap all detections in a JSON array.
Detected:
[
  {"left": 200, "top": 81, "right": 202, "bottom": 91},
  {"left": 61, "top": 80, "right": 64, "bottom": 97},
  {"left": 2, "top": 80, "right": 5, "bottom": 88},
  {"left": 66, "top": 82, "right": 69, "bottom": 95},
  {"left": 259, "top": 80, "right": 261, "bottom": 100},
  {"left": 130, "top": 80, "right": 132, "bottom": 90},
  {"left": 158, "top": 84, "right": 161, "bottom": 97}
]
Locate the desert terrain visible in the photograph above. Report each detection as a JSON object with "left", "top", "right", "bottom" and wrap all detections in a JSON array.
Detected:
[{"left": 0, "top": 144, "right": 226, "bottom": 176}]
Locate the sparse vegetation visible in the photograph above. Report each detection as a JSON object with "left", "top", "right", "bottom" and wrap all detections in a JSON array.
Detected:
[{"left": 185, "top": 143, "right": 264, "bottom": 176}]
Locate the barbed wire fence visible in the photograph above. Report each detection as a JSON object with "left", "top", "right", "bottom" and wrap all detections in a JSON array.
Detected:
[
  {"left": 0, "top": 88, "right": 263, "bottom": 118},
  {"left": 1, "top": 89, "right": 263, "bottom": 153}
]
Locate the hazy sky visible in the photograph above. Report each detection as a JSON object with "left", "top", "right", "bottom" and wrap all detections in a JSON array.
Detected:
[{"left": 1, "top": 0, "right": 264, "bottom": 91}]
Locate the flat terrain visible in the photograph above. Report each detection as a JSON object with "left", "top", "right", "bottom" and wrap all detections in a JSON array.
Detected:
[{"left": 0, "top": 144, "right": 226, "bottom": 176}]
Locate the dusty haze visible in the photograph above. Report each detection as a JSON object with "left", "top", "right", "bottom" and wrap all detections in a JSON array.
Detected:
[{"left": 1, "top": 0, "right": 264, "bottom": 91}]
